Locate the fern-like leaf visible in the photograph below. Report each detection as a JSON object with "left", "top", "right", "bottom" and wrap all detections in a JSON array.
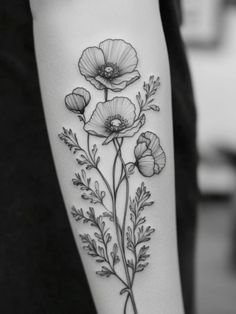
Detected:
[{"left": 59, "top": 128, "right": 82, "bottom": 154}]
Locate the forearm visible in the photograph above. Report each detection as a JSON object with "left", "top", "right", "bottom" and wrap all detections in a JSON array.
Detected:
[{"left": 31, "top": 0, "right": 184, "bottom": 313}]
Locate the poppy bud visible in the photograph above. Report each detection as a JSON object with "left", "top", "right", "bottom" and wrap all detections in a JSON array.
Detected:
[
  {"left": 65, "top": 87, "right": 91, "bottom": 114},
  {"left": 134, "top": 131, "right": 166, "bottom": 177}
]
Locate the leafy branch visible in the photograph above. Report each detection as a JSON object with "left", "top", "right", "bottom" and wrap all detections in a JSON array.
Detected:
[
  {"left": 77, "top": 143, "right": 100, "bottom": 170},
  {"left": 136, "top": 75, "right": 160, "bottom": 113},
  {"left": 72, "top": 169, "right": 107, "bottom": 208},
  {"left": 71, "top": 207, "right": 122, "bottom": 279},
  {"left": 126, "top": 183, "right": 155, "bottom": 276},
  {"left": 59, "top": 128, "right": 100, "bottom": 171},
  {"left": 58, "top": 127, "right": 83, "bottom": 154}
]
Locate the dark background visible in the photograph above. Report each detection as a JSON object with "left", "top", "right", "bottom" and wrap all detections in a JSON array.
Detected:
[{"left": 0, "top": 1, "right": 197, "bottom": 313}]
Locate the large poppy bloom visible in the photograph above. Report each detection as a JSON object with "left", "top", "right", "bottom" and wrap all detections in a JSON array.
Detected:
[
  {"left": 84, "top": 97, "right": 145, "bottom": 145},
  {"left": 134, "top": 132, "right": 166, "bottom": 177},
  {"left": 79, "top": 39, "right": 140, "bottom": 92}
]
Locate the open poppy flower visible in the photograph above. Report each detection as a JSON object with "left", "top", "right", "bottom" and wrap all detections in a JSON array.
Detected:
[
  {"left": 65, "top": 87, "right": 91, "bottom": 114},
  {"left": 79, "top": 39, "right": 140, "bottom": 92},
  {"left": 134, "top": 131, "right": 166, "bottom": 177},
  {"left": 84, "top": 97, "right": 145, "bottom": 145}
]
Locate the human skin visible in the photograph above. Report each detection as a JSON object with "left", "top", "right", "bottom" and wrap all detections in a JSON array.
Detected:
[{"left": 30, "top": 1, "right": 184, "bottom": 313}]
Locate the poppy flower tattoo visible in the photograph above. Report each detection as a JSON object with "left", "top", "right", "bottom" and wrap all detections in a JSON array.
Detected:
[
  {"left": 134, "top": 132, "right": 166, "bottom": 177},
  {"left": 84, "top": 97, "right": 145, "bottom": 145},
  {"left": 65, "top": 87, "right": 91, "bottom": 115},
  {"left": 79, "top": 39, "right": 140, "bottom": 92},
  {"left": 59, "top": 39, "right": 166, "bottom": 314}
]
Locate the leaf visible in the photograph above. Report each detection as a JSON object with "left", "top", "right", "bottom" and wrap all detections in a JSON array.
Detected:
[
  {"left": 102, "top": 211, "right": 114, "bottom": 222},
  {"left": 150, "top": 105, "right": 160, "bottom": 112},
  {"left": 126, "top": 226, "right": 134, "bottom": 252},
  {"left": 110, "top": 244, "right": 120, "bottom": 267},
  {"left": 127, "top": 259, "right": 135, "bottom": 270},
  {"left": 136, "top": 76, "right": 161, "bottom": 113},
  {"left": 58, "top": 128, "right": 82, "bottom": 154},
  {"left": 137, "top": 245, "right": 150, "bottom": 262},
  {"left": 126, "top": 182, "right": 156, "bottom": 277},
  {"left": 137, "top": 226, "right": 155, "bottom": 245},
  {"left": 71, "top": 206, "right": 87, "bottom": 222},
  {"left": 126, "top": 163, "right": 135, "bottom": 177},
  {"left": 91, "top": 144, "right": 100, "bottom": 166},
  {"left": 80, "top": 234, "right": 98, "bottom": 257},
  {"left": 136, "top": 263, "right": 149, "bottom": 272},
  {"left": 96, "top": 266, "right": 113, "bottom": 278},
  {"left": 72, "top": 171, "right": 106, "bottom": 206}
]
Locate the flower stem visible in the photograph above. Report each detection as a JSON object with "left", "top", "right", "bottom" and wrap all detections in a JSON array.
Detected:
[
  {"left": 113, "top": 139, "right": 138, "bottom": 314},
  {"left": 87, "top": 134, "right": 114, "bottom": 201},
  {"left": 104, "top": 88, "right": 108, "bottom": 102},
  {"left": 115, "top": 139, "right": 130, "bottom": 251}
]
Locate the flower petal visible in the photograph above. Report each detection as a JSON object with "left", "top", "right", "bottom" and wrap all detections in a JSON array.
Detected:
[
  {"left": 134, "top": 143, "right": 147, "bottom": 159},
  {"left": 118, "top": 114, "right": 146, "bottom": 138},
  {"left": 102, "top": 132, "right": 118, "bottom": 145},
  {"left": 65, "top": 93, "right": 86, "bottom": 113},
  {"left": 84, "top": 97, "right": 136, "bottom": 138},
  {"left": 154, "top": 149, "right": 166, "bottom": 173},
  {"left": 106, "top": 97, "right": 136, "bottom": 126},
  {"left": 112, "top": 71, "right": 140, "bottom": 85},
  {"left": 140, "top": 132, "right": 166, "bottom": 169},
  {"left": 137, "top": 155, "right": 155, "bottom": 177},
  {"left": 137, "top": 131, "right": 166, "bottom": 174},
  {"left": 99, "top": 39, "right": 138, "bottom": 74},
  {"left": 95, "top": 71, "right": 140, "bottom": 92},
  {"left": 95, "top": 76, "right": 127, "bottom": 92},
  {"left": 135, "top": 143, "right": 152, "bottom": 159},
  {"left": 84, "top": 104, "right": 109, "bottom": 138},
  {"left": 73, "top": 87, "right": 91, "bottom": 105},
  {"left": 78, "top": 46, "right": 105, "bottom": 87},
  {"left": 86, "top": 77, "right": 105, "bottom": 90}
]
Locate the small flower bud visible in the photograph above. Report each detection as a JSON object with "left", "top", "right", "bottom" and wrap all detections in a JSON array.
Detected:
[{"left": 65, "top": 87, "right": 91, "bottom": 114}]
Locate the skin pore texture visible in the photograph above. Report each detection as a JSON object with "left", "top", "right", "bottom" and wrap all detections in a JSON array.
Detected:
[{"left": 30, "top": 0, "right": 184, "bottom": 313}]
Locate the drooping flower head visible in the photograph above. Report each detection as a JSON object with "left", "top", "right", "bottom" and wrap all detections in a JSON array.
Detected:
[
  {"left": 84, "top": 97, "right": 145, "bottom": 145},
  {"left": 79, "top": 39, "right": 140, "bottom": 92},
  {"left": 134, "top": 131, "right": 166, "bottom": 177},
  {"left": 65, "top": 87, "right": 91, "bottom": 115}
]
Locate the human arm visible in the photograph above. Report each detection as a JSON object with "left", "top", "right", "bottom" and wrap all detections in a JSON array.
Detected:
[{"left": 30, "top": 1, "right": 184, "bottom": 313}]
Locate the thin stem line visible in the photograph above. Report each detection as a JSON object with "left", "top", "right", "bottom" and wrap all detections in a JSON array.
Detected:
[
  {"left": 115, "top": 139, "right": 130, "bottom": 251},
  {"left": 124, "top": 294, "right": 129, "bottom": 314},
  {"left": 113, "top": 139, "right": 138, "bottom": 314},
  {"left": 87, "top": 134, "right": 127, "bottom": 291},
  {"left": 104, "top": 88, "right": 108, "bottom": 102},
  {"left": 87, "top": 134, "right": 114, "bottom": 202},
  {"left": 87, "top": 134, "right": 93, "bottom": 162},
  {"left": 83, "top": 212, "right": 127, "bottom": 287}
]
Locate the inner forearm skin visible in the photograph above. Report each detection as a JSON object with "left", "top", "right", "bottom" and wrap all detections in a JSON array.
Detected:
[{"left": 31, "top": 0, "right": 184, "bottom": 313}]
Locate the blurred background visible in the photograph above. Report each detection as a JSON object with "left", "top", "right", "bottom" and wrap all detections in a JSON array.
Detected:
[{"left": 181, "top": 0, "right": 236, "bottom": 313}]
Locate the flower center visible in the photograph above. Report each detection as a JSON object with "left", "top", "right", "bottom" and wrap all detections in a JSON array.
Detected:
[
  {"left": 105, "top": 114, "right": 128, "bottom": 132},
  {"left": 111, "top": 119, "right": 122, "bottom": 128},
  {"left": 98, "top": 63, "right": 120, "bottom": 79}
]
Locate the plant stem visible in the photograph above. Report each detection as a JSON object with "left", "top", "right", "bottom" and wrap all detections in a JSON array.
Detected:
[
  {"left": 81, "top": 210, "right": 127, "bottom": 287},
  {"left": 104, "top": 88, "right": 108, "bottom": 102},
  {"left": 87, "top": 134, "right": 114, "bottom": 202},
  {"left": 115, "top": 139, "right": 130, "bottom": 251},
  {"left": 113, "top": 139, "right": 138, "bottom": 314}
]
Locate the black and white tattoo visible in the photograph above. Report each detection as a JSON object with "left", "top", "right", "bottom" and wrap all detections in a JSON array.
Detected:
[{"left": 59, "top": 39, "right": 166, "bottom": 314}]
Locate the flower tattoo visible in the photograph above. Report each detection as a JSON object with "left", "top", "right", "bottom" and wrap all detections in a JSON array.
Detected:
[
  {"left": 59, "top": 39, "right": 166, "bottom": 314},
  {"left": 84, "top": 97, "right": 145, "bottom": 145},
  {"left": 65, "top": 87, "right": 91, "bottom": 115},
  {"left": 79, "top": 39, "right": 140, "bottom": 92},
  {"left": 134, "top": 132, "right": 166, "bottom": 177}
]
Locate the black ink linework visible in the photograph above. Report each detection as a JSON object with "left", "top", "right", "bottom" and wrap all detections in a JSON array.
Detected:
[{"left": 59, "top": 39, "right": 166, "bottom": 314}]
